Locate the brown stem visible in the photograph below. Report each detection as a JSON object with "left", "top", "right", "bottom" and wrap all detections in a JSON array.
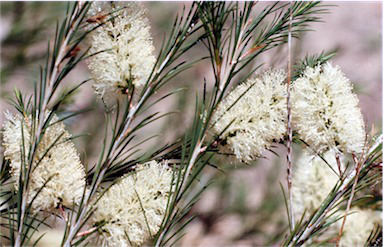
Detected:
[
  {"left": 15, "top": 4, "right": 83, "bottom": 247},
  {"left": 59, "top": 204, "right": 68, "bottom": 222},
  {"left": 76, "top": 227, "right": 97, "bottom": 238},
  {"left": 335, "top": 152, "right": 364, "bottom": 246},
  {"left": 335, "top": 153, "right": 342, "bottom": 176},
  {"left": 286, "top": 1, "right": 295, "bottom": 232}
]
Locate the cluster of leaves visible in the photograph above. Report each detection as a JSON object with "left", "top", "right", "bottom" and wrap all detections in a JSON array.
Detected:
[
  {"left": 283, "top": 137, "right": 382, "bottom": 246},
  {"left": 1, "top": 3, "right": 100, "bottom": 246}
]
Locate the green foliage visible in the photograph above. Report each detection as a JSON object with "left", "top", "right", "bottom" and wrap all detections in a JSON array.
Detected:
[
  {"left": 293, "top": 51, "right": 336, "bottom": 80},
  {"left": 365, "top": 225, "right": 382, "bottom": 247},
  {"left": 1, "top": 1, "right": 380, "bottom": 247},
  {"left": 283, "top": 136, "right": 382, "bottom": 246}
]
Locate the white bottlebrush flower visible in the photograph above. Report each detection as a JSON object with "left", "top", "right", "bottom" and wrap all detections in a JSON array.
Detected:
[
  {"left": 211, "top": 69, "right": 287, "bottom": 163},
  {"left": 336, "top": 207, "right": 381, "bottom": 247},
  {"left": 292, "top": 151, "right": 382, "bottom": 246},
  {"left": 291, "top": 62, "right": 366, "bottom": 154},
  {"left": 87, "top": 2, "right": 156, "bottom": 103},
  {"left": 2, "top": 111, "right": 86, "bottom": 212},
  {"left": 291, "top": 150, "right": 340, "bottom": 219},
  {"left": 91, "top": 161, "right": 174, "bottom": 247}
]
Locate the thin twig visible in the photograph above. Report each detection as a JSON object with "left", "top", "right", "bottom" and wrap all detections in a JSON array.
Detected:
[
  {"left": 64, "top": 5, "right": 200, "bottom": 244},
  {"left": 335, "top": 153, "right": 342, "bottom": 176},
  {"left": 218, "top": 17, "right": 250, "bottom": 95},
  {"left": 63, "top": 86, "right": 149, "bottom": 247},
  {"left": 180, "top": 137, "right": 205, "bottom": 194},
  {"left": 15, "top": 4, "right": 84, "bottom": 247},
  {"left": 154, "top": 134, "right": 206, "bottom": 247},
  {"left": 335, "top": 150, "right": 365, "bottom": 246},
  {"left": 286, "top": 1, "right": 295, "bottom": 233},
  {"left": 290, "top": 156, "right": 365, "bottom": 246},
  {"left": 76, "top": 227, "right": 97, "bottom": 238}
]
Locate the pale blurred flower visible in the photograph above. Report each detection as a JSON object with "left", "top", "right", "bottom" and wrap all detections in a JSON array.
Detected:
[
  {"left": 291, "top": 62, "right": 366, "bottom": 154},
  {"left": 2, "top": 111, "right": 86, "bottom": 212},
  {"left": 91, "top": 161, "right": 174, "bottom": 247},
  {"left": 87, "top": 2, "right": 156, "bottom": 103},
  {"left": 292, "top": 150, "right": 340, "bottom": 219},
  {"left": 336, "top": 207, "right": 381, "bottom": 247},
  {"left": 292, "top": 151, "right": 381, "bottom": 246},
  {"left": 211, "top": 69, "right": 287, "bottom": 163}
]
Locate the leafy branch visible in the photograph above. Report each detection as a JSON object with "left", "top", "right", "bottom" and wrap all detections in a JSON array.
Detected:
[
  {"left": 284, "top": 136, "right": 382, "bottom": 246},
  {"left": 61, "top": 3, "right": 205, "bottom": 246}
]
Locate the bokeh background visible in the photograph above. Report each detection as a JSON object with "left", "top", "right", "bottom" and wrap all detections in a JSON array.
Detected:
[{"left": 0, "top": 2, "right": 382, "bottom": 246}]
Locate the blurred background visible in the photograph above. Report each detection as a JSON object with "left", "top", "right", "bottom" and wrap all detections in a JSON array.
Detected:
[{"left": 0, "top": 2, "right": 382, "bottom": 246}]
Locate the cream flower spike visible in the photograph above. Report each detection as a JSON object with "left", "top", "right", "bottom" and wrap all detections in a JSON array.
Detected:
[
  {"left": 211, "top": 68, "right": 287, "bottom": 163},
  {"left": 2, "top": 111, "right": 86, "bottom": 212},
  {"left": 91, "top": 160, "right": 174, "bottom": 247},
  {"left": 87, "top": 2, "right": 156, "bottom": 105},
  {"left": 291, "top": 62, "right": 366, "bottom": 155},
  {"left": 292, "top": 151, "right": 381, "bottom": 246},
  {"left": 336, "top": 207, "right": 381, "bottom": 247},
  {"left": 291, "top": 150, "right": 340, "bottom": 219}
]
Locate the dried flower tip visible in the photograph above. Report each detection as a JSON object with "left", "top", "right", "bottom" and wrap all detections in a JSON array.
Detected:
[
  {"left": 1, "top": 111, "right": 86, "bottom": 212},
  {"left": 65, "top": 45, "right": 81, "bottom": 59},
  {"left": 86, "top": 13, "right": 107, "bottom": 23},
  {"left": 291, "top": 62, "right": 366, "bottom": 155},
  {"left": 87, "top": 2, "right": 156, "bottom": 105},
  {"left": 211, "top": 68, "right": 287, "bottom": 163},
  {"left": 91, "top": 160, "right": 174, "bottom": 247}
]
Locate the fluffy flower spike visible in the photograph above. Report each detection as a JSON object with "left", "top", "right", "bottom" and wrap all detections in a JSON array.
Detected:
[
  {"left": 2, "top": 111, "right": 86, "bottom": 212},
  {"left": 91, "top": 161, "right": 174, "bottom": 247},
  {"left": 211, "top": 68, "right": 287, "bottom": 163},
  {"left": 87, "top": 2, "right": 156, "bottom": 104},
  {"left": 292, "top": 150, "right": 340, "bottom": 219},
  {"left": 336, "top": 207, "right": 381, "bottom": 247},
  {"left": 291, "top": 62, "right": 366, "bottom": 154},
  {"left": 292, "top": 151, "right": 382, "bottom": 246}
]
